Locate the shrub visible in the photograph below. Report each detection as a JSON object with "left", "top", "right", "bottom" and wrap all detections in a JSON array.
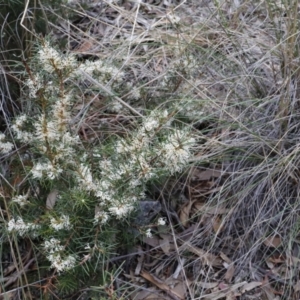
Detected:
[{"left": 1, "top": 40, "right": 195, "bottom": 293}]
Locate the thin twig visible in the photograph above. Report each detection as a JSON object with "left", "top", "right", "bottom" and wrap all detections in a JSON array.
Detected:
[{"left": 79, "top": 70, "right": 143, "bottom": 117}]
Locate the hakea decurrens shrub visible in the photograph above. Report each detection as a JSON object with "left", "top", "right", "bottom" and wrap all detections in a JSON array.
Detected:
[{"left": 2, "top": 40, "right": 196, "bottom": 273}]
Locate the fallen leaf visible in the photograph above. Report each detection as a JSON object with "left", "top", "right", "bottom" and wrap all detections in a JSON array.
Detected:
[
  {"left": 142, "top": 236, "right": 160, "bottom": 248},
  {"left": 226, "top": 291, "right": 237, "bottom": 300},
  {"left": 241, "top": 281, "right": 262, "bottom": 293},
  {"left": 191, "top": 181, "right": 216, "bottom": 194},
  {"left": 145, "top": 293, "right": 169, "bottom": 300},
  {"left": 218, "top": 282, "right": 229, "bottom": 291},
  {"left": 268, "top": 254, "right": 285, "bottom": 263},
  {"left": 203, "top": 282, "right": 247, "bottom": 300},
  {"left": 179, "top": 200, "right": 196, "bottom": 227},
  {"left": 131, "top": 288, "right": 160, "bottom": 300},
  {"left": 182, "top": 242, "right": 222, "bottom": 267},
  {"left": 224, "top": 264, "right": 235, "bottom": 283},
  {"left": 263, "top": 236, "right": 282, "bottom": 248},
  {"left": 202, "top": 290, "right": 228, "bottom": 300},
  {"left": 173, "top": 281, "right": 187, "bottom": 299},
  {"left": 135, "top": 246, "right": 144, "bottom": 275},
  {"left": 220, "top": 252, "right": 232, "bottom": 264},
  {"left": 190, "top": 167, "right": 222, "bottom": 180},
  {"left": 197, "top": 282, "right": 218, "bottom": 289},
  {"left": 46, "top": 190, "right": 58, "bottom": 209},
  {"left": 74, "top": 39, "right": 94, "bottom": 53},
  {"left": 261, "top": 276, "right": 276, "bottom": 300},
  {"left": 212, "top": 216, "right": 224, "bottom": 234},
  {"left": 194, "top": 202, "right": 229, "bottom": 215},
  {"left": 265, "top": 259, "right": 274, "bottom": 269},
  {"left": 140, "top": 270, "right": 183, "bottom": 300},
  {"left": 159, "top": 234, "right": 171, "bottom": 255}
]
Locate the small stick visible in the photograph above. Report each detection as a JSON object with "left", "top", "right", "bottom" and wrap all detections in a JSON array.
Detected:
[{"left": 79, "top": 70, "right": 143, "bottom": 117}]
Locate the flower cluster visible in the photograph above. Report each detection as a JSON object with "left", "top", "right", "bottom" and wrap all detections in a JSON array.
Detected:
[
  {"left": 44, "top": 238, "right": 76, "bottom": 273},
  {"left": 11, "top": 115, "right": 31, "bottom": 142},
  {"left": 11, "top": 194, "right": 30, "bottom": 207},
  {"left": 31, "top": 161, "right": 63, "bottom": 180},
  {"left": 25, "top": 74, "right": 43, "bottom": 98},
  {"left": 37, "top": 41, "right": 76, "bottom": 73},
  {"left": 50, "top": 215, "right": 72, "bottom": 231},
  {"left": 74, "top": 60, "right": 124, "bottom": 84},
  {"left": 0, "top": 132, "right": 13, "bottom": 154},
  {"left": 145, "top": 228, "right": 152, "bottom": 238},
  {"left": 174, "top": 98, "right": 205, "bottom": 121},
  {"left": 160, "top": 130, "right": 196, "bottom": 174},
  {"left": 94, "top": 210, "right": 109, "bottom": 225},
  {"left": 90, "top": 109, "right": 195, "bottom": 220},
  {"left": 157, "top": 217, "right": 166, "bottom": 226},
  {"left": 7, "top": 217, "right": 40, "bottom": 237}
]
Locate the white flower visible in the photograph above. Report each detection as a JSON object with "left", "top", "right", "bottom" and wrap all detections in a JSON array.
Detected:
[
  {"left": 99, "top": 159, "right": 112, "bottom": 171},
  {"left": 50, "top": 215, "right": 72, "bottom": 231},
  {"left": 35, "top": 115, "right": 59, "bottom": 142},
  {"left": 157, "top": 217, "right": 166, "bottom": 226},
  {"left": 77, "top": 164, "right": 96, "bottom": 191},
  {"left": 145, "top": 228, "right": 152, "bottom": 238},
  {"left": 26, "top": 74, "right": 43, "bottom": 98},
  {"left": 61, "top": 132, "right": 79, "bottom": 146},
  {"left": 7, "top": 217, "right": 40, "bottom": 236},
  {"left": 75, "top": 60, "right": 98, "bottom": 76},
  {"left": 11, "top": 115, "right": 31, "bottom": 142},
  {"left": 116, "top": 133, "right": 149, "bottom": 154},
  {"left": 46, "top": 162, "right": 63, "bottom": 179},
  {"left": 31, "top": 162, "right": 63, "bottom": 180},
  {"left": 94, "top": 211, "right": 109, "bottom": 225},
  {"left": 13, "top": 130, "right": 31, "bottom": 142},
  {"left": 31, "top": 162, "right": 44, "bottom": 178},
  {"left": 109, "top": 203, "right": 134, "bottom": 218},
  {"left": 95, "top": 187, "right": 112, "bottom": 202},
  {"left": 143, "top": 117, "right": 159, "bottom": 132},
  {"left": 0, "top": 133, "right": 13, "bottom": 154},
  {"left": 11, "top": 127, "right": 31, "bottom": 142},
  {"left": 75, "top": 60, "right": 124, "bottom": 83},
  {"left": 38, "top": 42, "right": 76, "bottom": 73},
  {"left": 12, "top": 195, "right": 29, "bottom": 207},
  {"left": 137, "top": 157, "right": 156, "bottom": 180},
  {"left": 126, "top": 82, "right": 140, "bottom": 100},
  {"left": 48, "top": 253, "right": 76, "bottom": 273},
  {"left": 116, "top": 140, "right": 130, "bottom": 154},
  {"left": 14, "top": 115, "right": 27, "bottom": 127},
  {"left": 168, "top": 14, "right": 181, "bottom": 24},
  {"left": 52, "top": 95, "right": 72, "bottom": 131},
  {"left": 107, "top": 100, "right": 123, "bottom": 113},
  {"left": 44, "top": 238, "right": 64, "bottom": 253},
  {"left": 38, "top": 48, "right": 60, "bottom": 73},
  {"left": 142, "top": 110, "right": 170, "bottom": 133},
  {"left": 129, "top": 178, "right": 141, "bottom": 187},
  {"left": 160, "top": 130, "right": 196, "bottom": 173},
  {"left": 54, "top": 141, "right": 75, "bottom": 160},
  {"left": 0, "top": 141, "right": 13, "bottom": 154},
  {"left": 44, "top": 241, "right": 77, "bottom": 271}
]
